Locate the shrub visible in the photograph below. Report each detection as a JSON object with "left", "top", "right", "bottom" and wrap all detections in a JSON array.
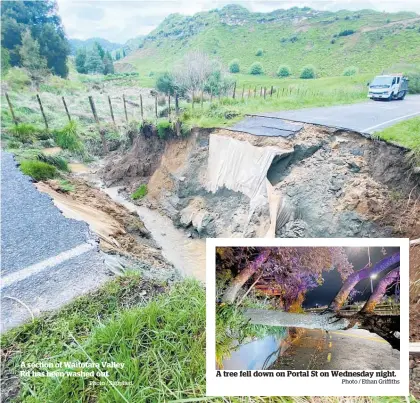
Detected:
[
  {"left": 228, "top": 59, "right": 240, "bottom": 73},
  {"left": 338, "top": 29, "right": 355, "bottom": 37},
  {"left": 19, "top": 160, "right": 56, "bottom": 181},
  {"left": 155, "top": 72, "right": 177, "bottom": 96},
  {"left": 277, "top": 65, "right": 291, "bottom": 77},
  {"left": 343, "top": 66, "right": 359, "bottom": 76},
  {"left": 407, "top": 73, "right": 420, "bottom": 94},
  {"left": 10, "top": 123, "right": 42, "bottom": 143},
  {"left": 255, "top": 48, "right": 263, "bottom": 56},
  {"left": 300, "top": 65, "right": 316, "bottom": 79},
  {"left": 36, "top": 153, "right": 69, "bottom": 172},
  {"left": 131, "top": 184, "right": 148, "bottom": 200},
  {"left": 156, "top": 120, "right": 172, "bottom": 139},
  {"left": 53, "top": 121, "right": 84, "bottom": 152},
  {"left": 249, "top": 62, "right": 264, "bottom": 75}
]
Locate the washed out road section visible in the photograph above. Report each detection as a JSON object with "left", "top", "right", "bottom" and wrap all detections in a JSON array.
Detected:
[{"left": 257, "top": 95, "right": 420, "bottom": 134}]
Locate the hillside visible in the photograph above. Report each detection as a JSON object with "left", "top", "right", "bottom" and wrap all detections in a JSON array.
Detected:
[
  {"left": 121, "top": 5, "right": 420, "bottom": 78},
  {"left": 69, "top": 37, "right": 122, "bottom": 54}
]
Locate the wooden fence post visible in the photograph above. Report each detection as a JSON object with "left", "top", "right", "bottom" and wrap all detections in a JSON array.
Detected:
[
  {"left": 263, "top": 87, "right": 266, "bottom": 99},
  {"left": 88, "top": 95, "right": 108, "bottom": 154},
  {"left": 175, "top": 93, "right": 180, "bottom": 137},
  {"left": 270, "top": 86, "right": 273, "bottom": 97},
  {"left": 36, "top": 94, "right": 48, "bottom": 130},
  {"left": 168, "top": 93, "right": 171, "bottom": 121},
  {"left": 260, "top": 86, "right": 263, "bottom": 97},
  {"left": 5, "top": 92, "right": 18, "bottom": 126},
  {"left": 108, "top": 95, "right": 115, "bottom": 126},
  {"left": 123, "top": 94, "right": 128, "bottom": 123},
  {"left": 62, "top": 96, "right": 71, "bottom": 122},
  {"left": 139, "top": 94, "right": 144, "bottom": 123},
  {"left": 254, "top": 87, "right": 257, "bottom": 98},
  {"left": 200, "top": 89, "right": 204, "bottom": 108},
  {"left": 241, "top": 85, "right": 245, "bottom": 99},
  {"left": 155, "top": 94, "right": 158, "bottom": 119},
  {"left": 248, "top": 88, "right": 251, "bottom": 98},
  {"left": 232, "top": 81, "right": 236, "bottom": 99}
]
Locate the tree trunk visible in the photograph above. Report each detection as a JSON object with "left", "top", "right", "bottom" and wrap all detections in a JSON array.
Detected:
[
  {"left": 222, "top": 249, "right": 271, "bottom": 303},
  {"left": 243, "top": 308, "right": 349, "bottom": 330},
  {"left": 361, "top": 267, "right": 400, "bottom": 313},
  {"left": 328, "top": 252, "right": 400, "bottom": 311}
]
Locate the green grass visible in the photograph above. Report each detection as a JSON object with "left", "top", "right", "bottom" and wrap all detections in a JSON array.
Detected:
[
  {"left": 9, "top": 123, "right": 45, "bottom": 143},
  {"left": 374, "top": 116, "right": 420, "bottom": 164},
  {"left": 131, "top": 184, "right": 148, "bottom": 200},
  {"left": 36, "top": 153, "right": 69, "bottom": 172},
  {"left": 19, "top": 159, "right": 57, "bottom": 181},
  {"left": 53, "top": 121, "right": 84, "bottom": 152},
  {"left": 124, "top": 6, "right": 420, "bottom": 79},
  {"left": 58, "top": 179, "right": 75, "bottom": 192}
]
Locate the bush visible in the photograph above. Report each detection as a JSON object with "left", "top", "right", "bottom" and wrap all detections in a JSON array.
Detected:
[
  {"left": 156, "top": 120, "right": 172, "bottom": 139},
  {"left": 255, "top": 48, "right": 263, "bottom": 56},
  {"left": 338, "top": 29, "right": 355, "bottom": 37},
  {"left": 53, "top": 121, "right": 84, "bottom": 152},
  {"left": 155, "top": 72, "right": 178, "bottom": 96},
  {"left": 343, "top": 66, "right": 359, "bottom": 76},
  {"left": 277, "top": 65, "right": 291, "bottom": 77},
  {"left": 19, "top": 160, "right": 56, "bottom": 181},
  {"left": 10, "top": 123, "right": 41, "bottom": 143},
  {"left": 300, "top": 65, "right": 316, "bottom": 79},
  {"left": 228, "top": 59, "right": 240, "bottom": 73},
  {"left": 249, "top": 62, "right": 264, "bottom": 75},
  {"left": 36, "top": 153, "right": 69, "bottom": 172},
  {"left": 407, "top": 73, "right": 420, "bottom": 94},
  {"left": 131, "top": 184, "right": 148, "bottom": 200}
]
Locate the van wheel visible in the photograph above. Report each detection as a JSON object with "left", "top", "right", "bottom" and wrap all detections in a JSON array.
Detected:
[
  {"left": 387, "top": 94, "right": 393, "bottom": 101},
  {"left": 398, "top": 91, "right": 407, "bottom": 100}
]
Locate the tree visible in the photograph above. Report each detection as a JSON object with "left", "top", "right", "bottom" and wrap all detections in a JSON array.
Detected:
[
  {"left": 19, "top": 29, "right": 49, "bottom": 86},
  {"left": 115, "top": 50, "right": 121, "bottom": 61},
  {"left": 103, "top": 51, "right": 114, "bottom": 75},
  {"left": 249, "top": 62, "right": 264, "bottom": 75},
  {"left": 75, "top": 48, "right": 87, "bottom": 74},
  {"left": 94, "top": 42, "right": 105, "bottom": 60},
  {"left": 300, "top": 65, "right": 316, "bottom": 79},
  {"left": 1, "top": 0, "right": 70, "bottom": 77},
  {"left": 122, "top": 48, "right": 126, "bottom": 58},
  {"left": 229, "top": 59, "right": 240, "bottom": 73},
  {"left": 277, "top": 65, "right": 291, "bottom": 77},
  {"left": 1, "top": 47, "right": 11, "bottom": 75},
  {"left": 255, "top": 48, "right": 263, "bottom": 56},
  {"left": 156, "top": 72, "right": 178, "bottom": 95},
  {"left": 85, "top": 48, "right": 104, "bottom": 74}
]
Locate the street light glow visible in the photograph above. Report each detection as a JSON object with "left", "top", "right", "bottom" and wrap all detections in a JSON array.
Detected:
[{"left": 370, "top": 274, "right": 377, "bottom": 279}]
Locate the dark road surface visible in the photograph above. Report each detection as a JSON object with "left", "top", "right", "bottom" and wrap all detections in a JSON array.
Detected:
[
  {"left": 255, "top": 94, "right": 420, "bottom": 134},
  {"left": 1, "top": 152, "right": 110, "bottom": 332},
  {"left": 273, "top": 328, "right": 399, "bottom": 370}
]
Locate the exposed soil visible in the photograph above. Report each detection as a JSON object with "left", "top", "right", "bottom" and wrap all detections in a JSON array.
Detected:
[
  {"left": 36, "top": 178, "right": 171, "bottom": 271},
  {"left": 101, "top": 125, "right": 419, "bottom": 241},
  {"left": 410, "top": 353, "right": 420, "bottom": 399}
]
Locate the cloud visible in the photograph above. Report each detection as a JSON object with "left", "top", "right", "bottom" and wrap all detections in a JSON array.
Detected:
[{"left": 56, "top": 0, "right": 420, "bottom": 43}]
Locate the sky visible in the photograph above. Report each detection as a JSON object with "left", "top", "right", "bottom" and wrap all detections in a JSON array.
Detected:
[{"left": 56, "top": 0, "right": 420, "bottom": 44}]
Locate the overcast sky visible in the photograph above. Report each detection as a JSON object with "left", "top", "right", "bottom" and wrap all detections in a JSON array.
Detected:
[{"left": 56, "top": 0, "right": 420, "bottom": 43}]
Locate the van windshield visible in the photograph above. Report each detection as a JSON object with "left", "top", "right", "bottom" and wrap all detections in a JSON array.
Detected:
[{"left": 370, "top": 76, "right": 393, "bottom": 88}]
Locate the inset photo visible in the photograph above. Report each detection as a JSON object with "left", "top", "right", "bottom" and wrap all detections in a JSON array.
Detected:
[{"left": 206, "top": 238, "right": 409, "bottom": 397}]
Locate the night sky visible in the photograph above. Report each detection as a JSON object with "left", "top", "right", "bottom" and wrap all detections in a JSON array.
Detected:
[{"left": 303, "top": 246, "right": 400, "bottom": 308}]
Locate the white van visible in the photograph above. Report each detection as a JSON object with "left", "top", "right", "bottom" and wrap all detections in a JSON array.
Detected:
[{"left": 368, "top": 74, "right": 409, "bottom": 101}]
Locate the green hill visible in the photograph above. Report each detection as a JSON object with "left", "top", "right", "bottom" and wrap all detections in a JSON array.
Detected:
[{"left": 120, "top": 5, "right": 420, "bottom": 78}]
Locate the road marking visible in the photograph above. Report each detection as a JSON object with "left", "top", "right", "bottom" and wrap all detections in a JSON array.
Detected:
[
  {"left": 363, "top": 112, "right": 420, "bottom": 132},
  {"left": 329, "top": 342, "right": 332, "bottom": 348},
  {"left": 1, "top": 243, "right": 96, "bottom": 288},
  {"left": 330, "top": 331, "right": 387, "bottom": 344},
  {"left": 327, "top": 353, "right": 332, "bottom": 362}
]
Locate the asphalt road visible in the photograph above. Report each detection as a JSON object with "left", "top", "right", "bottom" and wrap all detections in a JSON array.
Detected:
[
  {"left": 1, "top": 152, "right": 110, "bottom": 331},
  {"left": 274, "top": 328, "right": 399, "bottom": 370},
  {"left": 257, "top": 94, "right": 420, "bottom": 134}
]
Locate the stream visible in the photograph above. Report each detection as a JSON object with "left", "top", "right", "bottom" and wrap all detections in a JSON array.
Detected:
[{"left": 103, "top": 187, "right": 206, "bottom": 282}]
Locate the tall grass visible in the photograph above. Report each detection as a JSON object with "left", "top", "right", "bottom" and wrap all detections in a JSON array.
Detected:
[{"left": 53, "top": 120, "right": 84, "bottom": 152}]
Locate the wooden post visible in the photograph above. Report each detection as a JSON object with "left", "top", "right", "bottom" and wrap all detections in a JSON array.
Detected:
[
  {"left": 139, "top": 94, "right": 144, "bottom": 122},
  {"left": 155, "top": 94, "right": 158, "bottom": 119},
  {"left": 175, "top": 93, "right": 179, "bottom": 116},
  {"left": 232, "top": 81, "right": 236, "bottom": 99},
  {"left": 260, "top": 86, "right": 263, "bottom": 97},
  {"left": 168, "top": 93, "right": 171, "bottom": 121},
  {"left": 175, "top": 93, "right": 180, "bottom": 137},
  {"left": 36, "top": 94, "right": 48, "bottom": 130},
  {"left": 270, "top": 86, "right": 273, "bottom": 97},
  {"left": 108, "top": 95, "right": 115, "bottom": 125},
  {"left": 5, "top": 92, "right": 18, "bottom": 126},
  {"left": 88, "top": 95, "right": 108, "bottom": 154},
  {"left": 62, "top": 96, "right": 71, "bottom": 122},
  {"left": 123, "top": 94, "right": 128, "bottom": 123},
  {"left": 192, "top": 90, "right": 194, "bottom": 109},
  {"left": 282, "top": 88, "right": 285, "bottom": 96},
  {"left": 200, "top": 89, "right": 204, "bottom": 108},
  {"left": 254, "top": 87, "right": 257, "bottom": 98},
  {"left": 241, "top": 85, "right": 245, "bottom": 99},
  {"left": 263, "top": 87, "right": 266, "bottom": 99},
  {"left": 248, "top": 88, "right": 251, "bottom": 98}
]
